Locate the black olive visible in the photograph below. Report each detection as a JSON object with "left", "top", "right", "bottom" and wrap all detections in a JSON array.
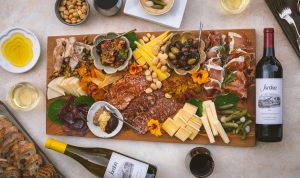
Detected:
[
  {"left": 183, "top": 65, "right": 192, "bottom": 70},
  {"left": 183, "top": 52, "right": 189, "bottom": 56},
  {"left": 175, "top": 42, "right": 181, "bottom": 49},
  {"left": 182, "top": 47, "right": 189, "bottom": 52}
]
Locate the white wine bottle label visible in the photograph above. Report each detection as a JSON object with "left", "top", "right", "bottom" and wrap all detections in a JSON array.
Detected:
[
  {"left": 104, "top": 152, "right": 149, "bottom": 178},
  {"left": 256, "top": 78, "right": 282, "bottom": 124}
]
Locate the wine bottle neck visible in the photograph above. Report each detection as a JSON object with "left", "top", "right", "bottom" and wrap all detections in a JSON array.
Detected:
[
  {"left": 45, "top": 138, "right": 68, "bottom": 154},
  {"left": 263, "top": 28, "right": 275, "bottom": 57}
]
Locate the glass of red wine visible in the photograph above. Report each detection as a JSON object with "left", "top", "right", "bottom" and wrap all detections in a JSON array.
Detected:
[{"left": 185, "top": 147, "right": 214, "bottom": 178}]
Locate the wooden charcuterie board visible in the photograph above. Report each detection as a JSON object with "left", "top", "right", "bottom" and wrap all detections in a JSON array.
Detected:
[{"left": 46, "top": 29, "right": 256, "bottom": 147}]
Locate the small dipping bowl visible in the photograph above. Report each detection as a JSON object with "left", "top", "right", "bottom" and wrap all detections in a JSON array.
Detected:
[
  {"left": 0, "top": 27, "right": 40, "bottom": 73},
  {"left": 55, "top": 0, "right": 90, "bottom": 26},
  {"left": 87, "top": 101, "right": 124, "bottom": 138}
]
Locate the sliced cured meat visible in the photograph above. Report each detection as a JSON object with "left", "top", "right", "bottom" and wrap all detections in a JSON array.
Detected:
[
  {"left": 227, "top": 32, "right": 253, "bottom": 53},
  {"left": 224, "top": 56, "right": 245, "bottom": 71},
  {"left": 122, "top": 91, "right": 182, "bottom": 134},
  {"left": 203, "top": 79, "right": 222, "bottom": 99},
  {"left": 204, "top": 31, "right": 223, "bottom": 51},
  {"left": 224, "top": 71, "right": 247, "bottom": 98},
  {"left": 105, "top": 72, "right": 149, "bottom": 110}
]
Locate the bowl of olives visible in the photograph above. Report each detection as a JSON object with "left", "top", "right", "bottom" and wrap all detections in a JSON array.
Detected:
[{"left": 165, "top": 32, "right": 205, "bottom": 75}]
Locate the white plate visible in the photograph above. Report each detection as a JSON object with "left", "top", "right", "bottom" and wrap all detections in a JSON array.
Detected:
[
  {"left": 87, "top": 101, "right": 124, "bottom": 138},
  {"left": 0, "top": 27, "right": 40, "bottom": 73},
  {"left": 124, "top": 0, "right": 187, "bottom": 29}
]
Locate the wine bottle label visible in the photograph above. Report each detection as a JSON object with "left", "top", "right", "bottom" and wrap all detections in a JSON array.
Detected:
[
  {"left": 256, "top": 78, "right": 283, "bottom": 124},
  {"left": 104, "top": 152, "right": 149, "bottom": 178}
]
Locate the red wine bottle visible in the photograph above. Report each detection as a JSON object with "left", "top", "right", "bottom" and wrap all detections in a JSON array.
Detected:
[{"left": 256, "top": 28, "right": 283, "bottom": 142}]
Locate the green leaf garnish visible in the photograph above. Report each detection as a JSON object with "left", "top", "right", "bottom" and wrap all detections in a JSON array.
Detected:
[
  {"left": 214, "top": 93, "right": 238, "bottom": 108},
  {"left": 124, "top": 32, "right": 138, "bottom": 50},
  {"left": 223, "top": 71, "right": 236, "bottom": 84},
  {"left": 187, "top": 98, "right": 203, "bottom": 116},
  {"left": 48, "top": 99, "right": 65, "bottom": 125},
  {"left": 74, "top": 96, "right": 94, "bottom": 107}
]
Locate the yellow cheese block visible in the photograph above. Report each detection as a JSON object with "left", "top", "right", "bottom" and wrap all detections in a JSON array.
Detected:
[
  {"left": 175, "top": 127, "right": 192, "bottom": 142},
  {"left": 133, "top": 49, "right": 142, "bottom": 60},
  {"left": 185, "top": 125, "right": 199, "bottom": 140},
  {"left": 189, "top": 115, "right": 203, "bottom": 127},
  {"left": 187, "top": 120, "right": 201, "bottom": 130},
  {"left": 173, "top": 109, "right": 191, "bottom": 127},
  {"left": 162, "top": 118, "right": 180, "bottom": 136},
  {"left": 183, "top": 103, "right": 198, "bottom": 115}
]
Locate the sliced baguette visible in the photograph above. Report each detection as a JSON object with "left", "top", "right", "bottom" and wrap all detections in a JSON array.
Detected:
[
  {"left": 13, "top": 142, "right": 36, "bottom": 170},
  {"left": 3, "top": 166, "right": 20, "bottom": 178},
  {"left": 23, "top": 154, "right": 43, "bottom": 177},
  {"left": 0, "top": 133, "right": 24, "bottom": 157}
]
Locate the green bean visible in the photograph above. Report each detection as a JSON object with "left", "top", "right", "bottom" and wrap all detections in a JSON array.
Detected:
[
  {"left": 151, "top": 0, "right": 166, "bottom": 6},
  {"left": 242, "top": 119, "right": 252, "bottom": 129},
  {"left": 241, "top": 128, "right": 247, "bottom": 140},
  {"left": 235, "top": 123, "right": 243, "bottom": 134},
  {"left": 217, "top": 104, "right": 235, "bottom": 110},
  {"left": 218, "top": 110, "right": 239, "bottom": 115},
  {"left": 224, "top": 109, "right": 247, "bottom": 122},
  {"left": 222, "top": 122, "right": 239, "bottom": 128},
  {"left": 151, "top": 4, "right": 164, "bottom": 9}
]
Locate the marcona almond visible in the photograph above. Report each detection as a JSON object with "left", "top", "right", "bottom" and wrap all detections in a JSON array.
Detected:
[
  {"left": 150, "top": 83, "right": 157, "bottom": 90},
  {"left": 144, "top": 70, "right": 151, "bottom": 76},
  {"left": 165, "top": 93, "right": 172, "bottom": 99},
  {"left": 156, "top": 81, "right": 162, "bottom": 89},
  {"left": 145, "top": 88, "right": 153, "bottom": 93}
]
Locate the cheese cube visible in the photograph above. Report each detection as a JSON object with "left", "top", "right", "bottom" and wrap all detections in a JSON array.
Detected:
[
  {"left": 162, "top": 118, "right": 180, "bottom": 136},
  {"left": 175, "top": 127, "right": 192, "bottom": 142},
  {"left": 185, "top": 125, "right": 199, "bottom": 140},
  {"left": 183, "top": 103, "right": 198, "bottom": 115}
]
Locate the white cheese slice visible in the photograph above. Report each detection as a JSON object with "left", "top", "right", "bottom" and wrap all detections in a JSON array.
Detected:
[
  {"left": 203, "top": 102, "right": 218, "bottom": 136},
  {"left": 207, "top": 101, "right": 230, "bottom": 144},
  {"left": 195, "top": 114, "right": 215, "bottom": 144},
  {"left": 48, "top": 77, "right": 65, "bottom": 95},
  {"left": 69, "top": 77, "right": 80, "bottom": 97},
  {"left": 55, "top": 77, "right": 67, "bottom": 93},
  {"left": 47, "top": 88, "right": 63, "bottom": 100},
  {"left": 61, "top": 78, "right": 74, "bottom": 95},
  {"left": 77, "top": 87, "right": 87, "bottom": 96}
]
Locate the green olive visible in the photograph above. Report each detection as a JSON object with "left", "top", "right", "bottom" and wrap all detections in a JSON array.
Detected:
[
  {"left": 168, "top": 52, "right": 176, "bottom": 60},
  {"left": 187, "top": 58, "right": 197, "bottom": 65},
  {"left": 171, "top": 47, "right": 180, "bottom": 54}
]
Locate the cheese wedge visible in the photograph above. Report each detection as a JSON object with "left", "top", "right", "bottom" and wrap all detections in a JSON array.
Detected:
[
  {"left": 69, "top": 77, "right": 81, "bottom": 97},
  {"left": 48, "top": 77, "right": 65, "bottom": 95},
  {"left": 203, "top": 101, "right": 218, "bottom": 136},
  {"left": 175, "top": 127, "right": 192, "bottom": 142},
  {"left": 207, "top": 101, "right": 230, "bottom": 144},
  {"left": 183, "top": 103, "right": 198, "bottom": 115},
  {"left": 162, "top": 118, "right": 180, "bottom": 136},
  {"left": 47, "top": 88, "right": 63, "bottom": 100},
  {"left": 197, "top": 114, "right": 215, "bottom": 143},
  {"left": 189, "top": 115, "right": 203, "bottom": 128}
]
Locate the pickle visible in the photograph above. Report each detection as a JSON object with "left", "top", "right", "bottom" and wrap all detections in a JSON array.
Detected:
[
  {"left": 152, "top": 0, "right": 166, "bottom": 6},
  {"left": 151, "top": 5, "right": 164, "bottom": 9}
]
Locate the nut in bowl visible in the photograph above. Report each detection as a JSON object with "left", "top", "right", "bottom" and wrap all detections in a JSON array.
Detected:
[
  {"left": 165, "top": 32, "right": 204, "bottom": 75},
  {"left": 139, "top": 0, "right": 175, "bottom": 15},
  {"left": 87, "top": 101, "right": 124, "bottom": 138},
  {"left": 55, "top": 0, "right": 90, "bottom": 26},
  {"left": 91, "top": 32, "right": 132, "bottom": 74}
]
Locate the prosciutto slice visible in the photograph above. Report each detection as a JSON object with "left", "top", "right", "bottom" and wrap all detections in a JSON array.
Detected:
[{"left": 223, "top": 71, "right": 247, "bottom": 98}]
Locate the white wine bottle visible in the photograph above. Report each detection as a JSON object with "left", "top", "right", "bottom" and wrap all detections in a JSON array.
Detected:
[{"left": 45, "top": 138, "right": 157, "bottom": 178}]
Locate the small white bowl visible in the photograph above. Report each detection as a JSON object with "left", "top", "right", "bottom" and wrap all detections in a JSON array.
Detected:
[
  {"left": 0, "top": 27, "right": 40, "bottom": 73},
  {"left": 91, "top": 32, "right": 132, "bottom": 74},
  {"left": 87, "top": 101, "right": 123, "bottom": 138}
]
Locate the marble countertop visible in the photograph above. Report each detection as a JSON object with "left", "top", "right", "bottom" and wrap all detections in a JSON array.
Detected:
[{"left": 1, "top": 0, "right": 300, "bottom": 177}]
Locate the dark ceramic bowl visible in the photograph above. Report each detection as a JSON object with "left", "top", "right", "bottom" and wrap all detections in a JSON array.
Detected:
[{"left": 55, "top": 0, "right": 90, "bottom": 26}]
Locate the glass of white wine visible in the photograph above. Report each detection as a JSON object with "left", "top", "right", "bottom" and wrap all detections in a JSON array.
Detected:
[
  {"left": 7, "top": 82, "right": 41, "bottom": 111},
  {"left": 220, "top": 0, "right": 250, "bottom": 14}
]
